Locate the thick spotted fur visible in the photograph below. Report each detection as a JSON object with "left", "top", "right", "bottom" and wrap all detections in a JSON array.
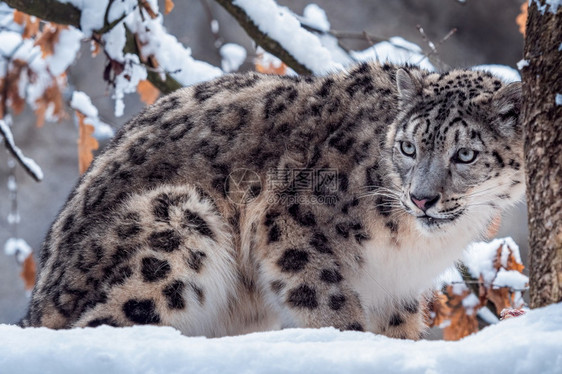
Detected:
[{"left": 23, "top": 62, "right": 524, "bottom": 340}]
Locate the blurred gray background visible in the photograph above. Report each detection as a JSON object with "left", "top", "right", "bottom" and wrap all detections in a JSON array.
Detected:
[{"left": 0, "top": 0, "right": 527, "bottom": 324}]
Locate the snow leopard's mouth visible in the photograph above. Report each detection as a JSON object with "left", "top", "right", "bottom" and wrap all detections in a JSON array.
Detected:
[
  {"left": 400, "top": 200, "right": 464, "bottom": 226},
  {"left": 416, "top": 210, "right": 464, "bottom": 227},
  {"left": 417, "top": 215, "right": 451, "bottom": 226}
]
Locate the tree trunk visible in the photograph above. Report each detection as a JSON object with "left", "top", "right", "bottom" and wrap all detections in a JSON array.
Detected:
[{"left": 522, "top": 1, "right": 562, "bottom": 308}]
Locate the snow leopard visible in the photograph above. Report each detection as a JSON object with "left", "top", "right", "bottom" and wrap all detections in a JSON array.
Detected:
[{"left": 22, "top": 62, "right": 524, "bottom": 340}]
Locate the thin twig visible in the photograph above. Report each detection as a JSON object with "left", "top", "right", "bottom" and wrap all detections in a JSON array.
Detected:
[
  {"left": 415, "top": 25, "right": 457, "bottom": 71},
  {"left": 328, "top": 29, "right": 385, "bottom": 44},
  {"left": 305, "top": 24, "right": 431, "bottom": 59},
  {"left": 439, "top": 28, "right": 458, "bottom": 45}
]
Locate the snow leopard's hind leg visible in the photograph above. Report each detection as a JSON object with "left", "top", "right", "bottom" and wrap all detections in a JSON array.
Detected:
[{"left": 72, "top": 184, "right": 238, "bottom": 336}]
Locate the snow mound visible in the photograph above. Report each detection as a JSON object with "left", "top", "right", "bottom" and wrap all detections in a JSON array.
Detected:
[{"left": 1, "top": 303, "right": 561, "bottom": 373}]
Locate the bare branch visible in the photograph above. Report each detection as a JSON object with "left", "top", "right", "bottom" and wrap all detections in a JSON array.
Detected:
[
  {"left": 213, "top": 0, "right": 312, "bottom": 75},
  {"left": 2, "top": 0, "right": 81, "bottom": 28}
]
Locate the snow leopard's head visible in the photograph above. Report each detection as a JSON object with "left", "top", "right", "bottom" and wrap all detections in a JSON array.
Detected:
[{"left": 386, "top": 68, "right": 524, "bottom": 235}]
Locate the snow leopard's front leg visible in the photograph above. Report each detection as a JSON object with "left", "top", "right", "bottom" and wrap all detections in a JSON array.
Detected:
[
  {"left": 257, "top": 205, "right": 367, "bottom": 332},
  {"left": 378, "top": 298, "right": 426, "bottom": 340}
]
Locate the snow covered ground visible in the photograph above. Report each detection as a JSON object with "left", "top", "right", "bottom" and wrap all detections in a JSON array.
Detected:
[{"left": 1, "top": 302, "right": 561, "bottom": 374}]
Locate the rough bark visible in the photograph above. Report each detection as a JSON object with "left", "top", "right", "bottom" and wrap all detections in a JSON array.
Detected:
[{"left": 521, "top": 1, "right": 562, "bottom": 308}]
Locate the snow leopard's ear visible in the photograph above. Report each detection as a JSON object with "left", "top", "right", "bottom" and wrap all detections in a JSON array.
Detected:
[
  {"left": 396, "top": 69, "right": 423, "bottom": 104},
  {"left": 493, "top": 81, "right": 522, "bottom": 136}
]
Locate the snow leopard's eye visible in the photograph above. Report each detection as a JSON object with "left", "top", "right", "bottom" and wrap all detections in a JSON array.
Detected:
[
  {"left": 454, "top": 148, "right": 478, "bottom": 164},
  {"left": 400, "top": 141, "right": 416, "bottom": 157}
]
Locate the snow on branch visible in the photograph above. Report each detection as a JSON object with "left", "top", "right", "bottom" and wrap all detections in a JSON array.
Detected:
[
  {"left": 70, "top": 91, "right": 114, "bottom": 140},
  {"left": 122, "top": 4, "right": 222, "bottom": 89},
  {"left": 215, "top": 0, "right": 342, "bottom": 75},
  {"left": 0, "top": 118, "right": 43, "bottom": 182},
  {"left": 2, "top": 0, "right": 193, "bottom": 95}
]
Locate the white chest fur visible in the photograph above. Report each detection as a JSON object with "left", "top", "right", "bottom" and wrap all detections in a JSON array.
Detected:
[{"left": 350, "top": 214, "right": 488, "bottom": 330}]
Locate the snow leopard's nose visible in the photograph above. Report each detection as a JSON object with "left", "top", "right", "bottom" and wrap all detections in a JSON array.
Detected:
[{"left": 410, "top": 194, "right": 440, "bottom": 212}]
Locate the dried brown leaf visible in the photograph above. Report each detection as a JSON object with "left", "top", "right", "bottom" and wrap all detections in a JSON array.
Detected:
[
  {"left": 140, "top": 0, "right": 158, "bottom": 19},
  {"left": 77, "top": 111, "right": 99, "bottom": 174},
  {"left": 1, "top": 59, "right": 28, "bottom": 117},
  {"left": 35, "top": 24, "right": 67, "bottom": 58},
  {"left": 255, "top": 53, "right": 287, "bottom": 75},
  {"left": 487, "top": 287, "right": 512, "bottom": 313},
  {"left": 516, "top": 2, "right": 528, "bottom": 36},
  {"left": 34, "top": 83, "right": 66, "bottom": 127},
  {"left": 13, "top": 11, "right": 40, "bottom": 39},
  {"left": 475, "top": 241, "right": 527, "bottom": 317},
  {"left": 493, "top": 243, "right": 525, "bottom": 273},
  {"left": 13, "top": 10, "right": 25, "bottom": 25},
  {"left": 103, "top": 59, "right": 125, "bottom": 85},
  {"left": 20, "top": 254, "right": 36, "bottom": 290},
  {"left": 426, "top": 291, "right": 451, "bottom": 328},
  {"left": 165, "top": 0, "right": 175, "bottom": 15},
  {"left": 442, "top": 285, "right": 480, "bottom": 341},
  {"left": 137, "top": 79, "right": 160, "bottom": 105},
  {"left": 148, "top": 55, "right": 159, "bottom": 69}
]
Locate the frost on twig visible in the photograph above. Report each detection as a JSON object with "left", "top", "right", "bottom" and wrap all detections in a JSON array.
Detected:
[{"left": 0, "top": 118, "right": 43, "bottom": 182}]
